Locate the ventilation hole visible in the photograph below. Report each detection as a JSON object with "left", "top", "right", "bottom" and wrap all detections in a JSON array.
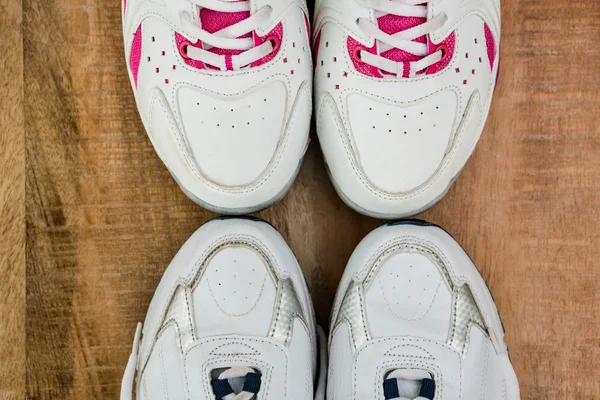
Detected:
[
  {"left": 404, "top": 115, "right": 407, "bottom": 118},
  {"left": 231, "top": 109, "right": 234, "bottom": 112},
  {"left": 321, "top": 60, "right": 324, "bottom": 66},
  {"left": 475, "top": 38, "right": 478, "bottom": 44},
  {"left": 388, "top": 129, "right": 391, "bottom": 133},
  {"left": 232, "top": 125, "right": 235, "bottom": 128},
  {"left": 404, "top": 131, "right": 407, "bottom": 134},
  {"left": 472, "top": 69, "right": 476, "bottom": 74},
  {"left": 155, "top": 67, "right": 159, "bottom": 73},
  {"left": 217, "top": 124, "right": 220, "bottom": 127},
  {"left": 162, "top": 51, "right": 165, "bottom": 56},
  {"left": 372, "top": 126, "right": 375, "bottom": 129},
  {"left": 327, "top": 72, "right": 331, "bottom": 78},
  {"left": 419, "top": 129, "right": 422, "bottom": 132},
  {"left": 147, "top": 56, "right": 151, "bottom": 62},
  {"left": 343, "top": 72, "right": 348, "bottom": 77},
  {"left": 283, "top": 58, "right": 288, "bottom": 63},
  {"left": 152, "top": 37, "right": 155, "bottom": 42},
  {"left": 436, "top": 106, "right": 439, "bottom": 109},
  {"left": 465, "top": 53, "right": 469, "bottom": 58},
  {"left": 247, "top": 122, "right": 250, "bottom": 125},
  {"left": 335, "top": 84, "right": 340, "bottom": 89},
  {"left": 293, "top": 42, "right": 296, "bottom": 47},
  {"left": 264, "top": 98, "right": 267, "bottom": 102},
  {"left": 386, "top": 113, "right": 389, "bottom": 116},
  {"left": 291, "top": 70, "right": 294, "bottom": 74},
  {"left": 326, "top": 42, "right": 329, "bottom": 47},
  {"left": 369, "top": 107, "right": 372, "bottom": 111},
  {"left": 420, "top": 112, "right": 423, "bottom": 115},
  {"left": 173, "top": 65, "right": 176, "bottom": 70},
  {"left": 165, "top": 79, "right": 169, "bottom": 84}
]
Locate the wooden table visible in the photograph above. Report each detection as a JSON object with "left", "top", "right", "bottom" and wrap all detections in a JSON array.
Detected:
[{"left": 1, "top": 0, "right": 599, "bottom": 398}]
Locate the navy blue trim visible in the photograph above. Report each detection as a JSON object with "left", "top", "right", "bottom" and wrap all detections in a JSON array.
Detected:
[
  {"left": 419, "top": 378, "right": 435, "bottom": 399},
  {"left": 242, "top": 372, "right": 262, "bottom": 393},
  {"left": 383, "top": 378, "right": 400, "bottom": 400},
  {"left": 211, "top": 379, "right": 234, "bottom": 399}
]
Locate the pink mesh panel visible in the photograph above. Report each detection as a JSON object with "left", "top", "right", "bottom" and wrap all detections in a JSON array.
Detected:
[
  {"left": 200, "top": 8, "right": 250, "bottom": 65},
  {"left": 130, "top": 25, "right": 142, "bottom": 87},
  {"left": 378, "top": 15, "right": 426, "bottom": 64},
  {"left": 484, "top": 23, "right": 496, "bottom": 71}
]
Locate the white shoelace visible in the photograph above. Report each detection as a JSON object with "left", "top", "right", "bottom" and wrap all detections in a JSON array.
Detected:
[
  {"left": 387, "top": 369, "right": 432, "bottom": 400},
  {"left": 120, "top": 324, "right": 328, "bottom": 400},
  {"left": 180, "top": 0, "right": 274, "bottom": 70},
  {"left": 357, "top": 0, "right": 446, "bottom": 77}
]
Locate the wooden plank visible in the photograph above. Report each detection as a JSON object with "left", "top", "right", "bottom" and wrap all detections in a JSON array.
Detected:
[
  {"left": 23, "top": 0, "right": 600, "bottom": 398},
  {"left": 0, "top": 0, "right": 25, "bottom": 398}
]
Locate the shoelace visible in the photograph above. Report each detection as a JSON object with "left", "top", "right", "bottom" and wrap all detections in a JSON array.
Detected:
[
  {"left": 120, "top": 324, "right": 328, "bottom": 400},
  {"left": 357, "top": 0, "right": 446, "bottom": 77},
  {"left": 180, "top": 0, "right": 274, "bottom": 70},
  {"left": 383, "top": 369, "right": 434, "bottom": 400},
  {"left": 211, "top": 367, "right": 261, "bottom": 400}
]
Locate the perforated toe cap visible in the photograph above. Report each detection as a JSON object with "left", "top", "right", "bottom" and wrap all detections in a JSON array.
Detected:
[
  {"left": 364, "top": 250, "right": 452, "bottom": 342},
  {"left": 192, "top": 245, "right": 277, "bottom": 338},
  {"left": 178, "top": 80, "right": 288, "bottom": 187},
  {"left": 347, "top": 90, "right": 457, "bottom": 193}
]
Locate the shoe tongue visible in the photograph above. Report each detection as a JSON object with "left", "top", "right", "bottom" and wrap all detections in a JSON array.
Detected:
[
  {"left": 376, "top": 13, "right": 427, "bottom": 65},
  {"left": 383, "top": 369, "right": 435, "bottom": 400}
]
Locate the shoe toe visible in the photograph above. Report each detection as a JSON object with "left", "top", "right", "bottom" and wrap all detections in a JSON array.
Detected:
[
  {"left": 178, "top": 80, "right": 287, "bottom": 187},
  {"left": 347, "top": 90, "right": 457, "bottom": 193}
]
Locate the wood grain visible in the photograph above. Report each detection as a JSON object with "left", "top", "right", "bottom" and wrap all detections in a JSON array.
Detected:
[
  {"left": 16, "top": 0, "right": 600, "bottom": 398},
  {"left": 0, "top": 0, "right": 25, "bottom": 399}
]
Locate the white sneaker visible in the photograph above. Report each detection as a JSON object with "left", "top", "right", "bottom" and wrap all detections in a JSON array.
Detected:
[
  {"left": 121, "top": 217, "right": 326, "bottom": 400},
  {"left": 122, "top": 0, "right": 313, "bottom": 214},
  {"left": 327, "top": 220, "right": 519, "bottom": 399},
  {"left": 313, "top": 0, "right": 501, "bottom": 218}
]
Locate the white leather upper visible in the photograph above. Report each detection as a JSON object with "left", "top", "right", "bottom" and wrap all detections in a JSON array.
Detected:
[
  {"left": 313, "top": 0, "right": 501, "bottom": 218},
  {"left": 327, "top": 222, "right": 520, "bottom": 400},
  {"left": 123, "top": 0, "right": 312, "bottom": 213},
  {"left": 132, "top": 218, "right": 317, "bottom": 400}
]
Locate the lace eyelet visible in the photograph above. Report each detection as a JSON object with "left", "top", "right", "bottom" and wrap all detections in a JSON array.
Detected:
[
  {"left": 435, "top": 43, "right": 450, "bottom": 63},
  {"left": 179, "top": 39, "right": 193, "bottom": 60},
  {"left": 352, "top": 45, "right": 366, "bottom": 62},
  {"left": 265, "top": 35, "right": 280, "bottom": 53}
]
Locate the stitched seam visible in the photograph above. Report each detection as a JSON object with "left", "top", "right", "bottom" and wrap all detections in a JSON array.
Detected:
[{"left": 159, "top": 345, "right": 170, "bottom": 400}]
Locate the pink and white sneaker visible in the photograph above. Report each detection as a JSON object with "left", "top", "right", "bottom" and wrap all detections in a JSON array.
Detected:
[
  {"left": 121, "top": 217, "right": 326, "bottom": 400},
  {"left": 328, "top": 220, "right": 520, "bottom": 400},
  {"left": 122, "top": 0, "right": 313, "bottom": 214},
  {"left": 313, "top": 0, "right": 501, "bottom": 218}
]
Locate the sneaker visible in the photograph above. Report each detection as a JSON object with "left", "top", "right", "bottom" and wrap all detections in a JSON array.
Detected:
[
  {"left": 122, "top": 0, "right": 313, "bottom": 214},
  {"left": 121, "top": 217, "right": 326, "bottom": 399},
  {"left": 327, "top": 220, "right": 519, "bottom": 399},
  {"left": 313, "top": 0, "right": 501, "bottom": 218}
]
